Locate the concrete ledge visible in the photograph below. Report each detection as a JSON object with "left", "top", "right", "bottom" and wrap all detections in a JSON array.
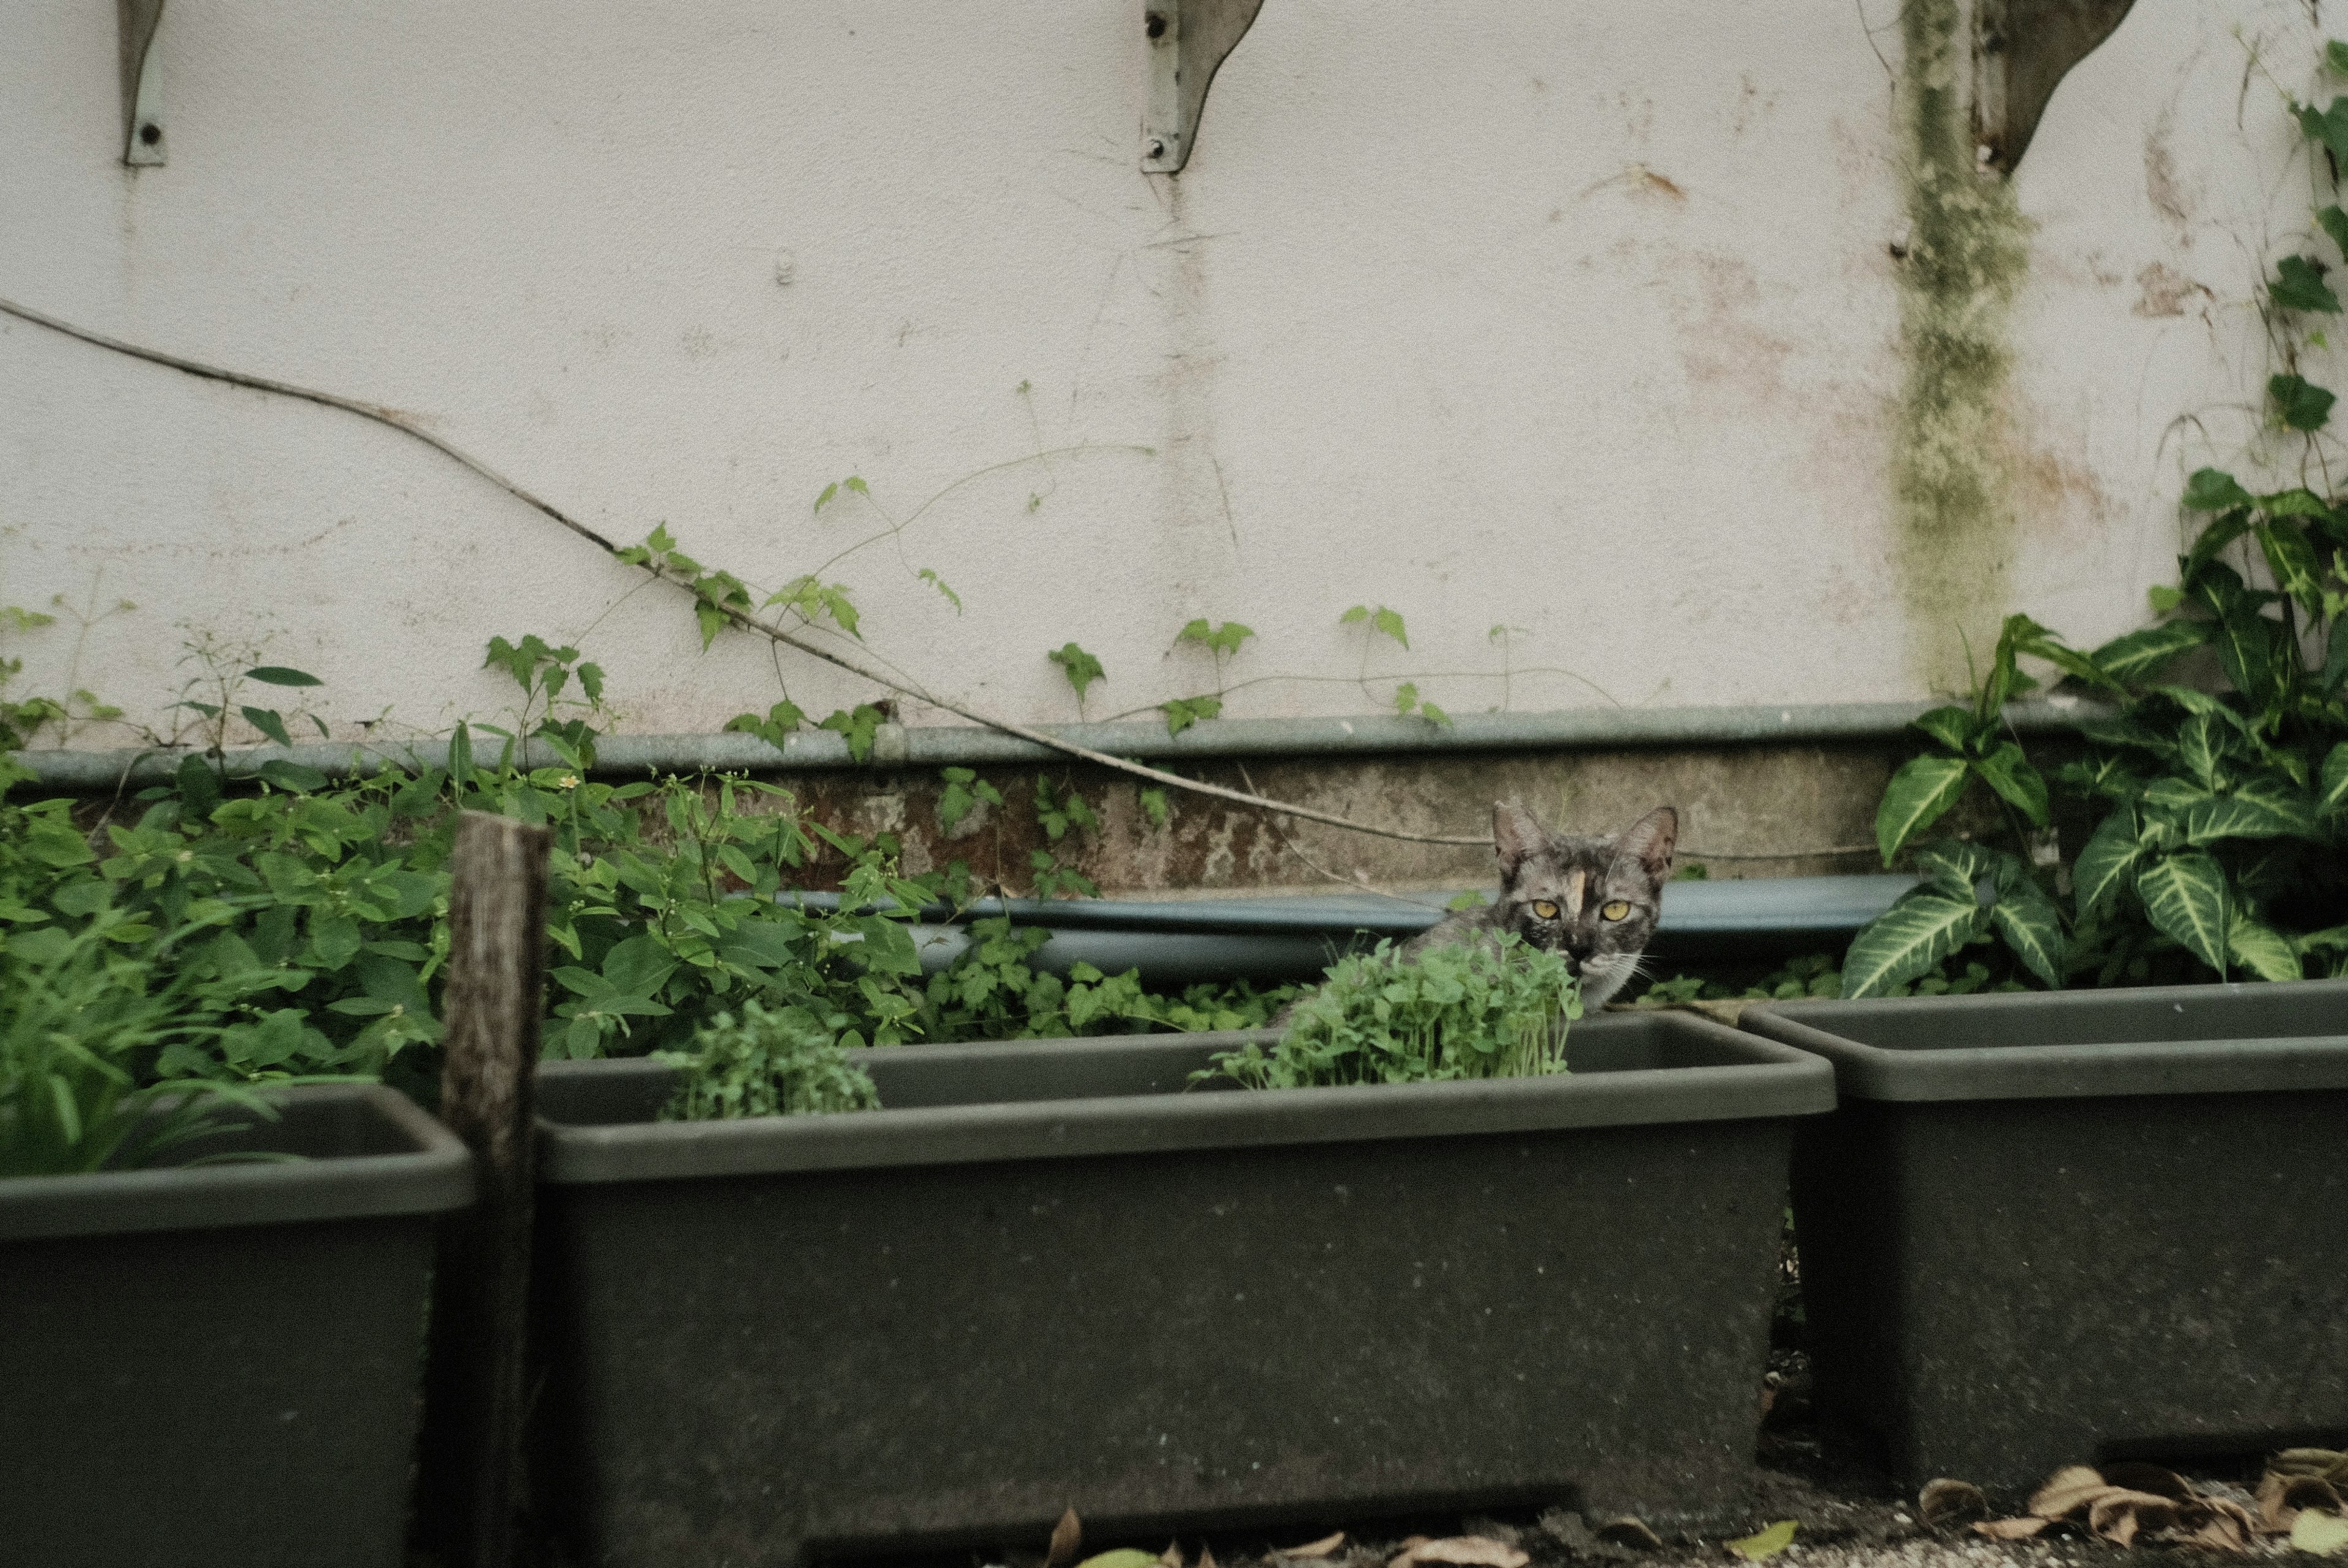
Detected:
[{"left": 11, "top": 697, "right": 2107, "bottom": 790}]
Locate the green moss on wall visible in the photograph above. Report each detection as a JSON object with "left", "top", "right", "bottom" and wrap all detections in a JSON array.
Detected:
[{"left": 1894, "top": 0, "right": 2032, "bottom": 690}]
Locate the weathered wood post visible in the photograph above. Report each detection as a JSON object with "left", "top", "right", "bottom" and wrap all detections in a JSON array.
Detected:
[{"left": 414, "top": 810, "right": 554, "bottom": 1568}]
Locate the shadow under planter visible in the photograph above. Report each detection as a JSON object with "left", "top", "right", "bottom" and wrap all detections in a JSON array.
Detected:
[
  {"left": 1743, "top": 981, "right": 2348, "bottom": 1493},
  {"left": 0, "top": 1085, "right": 475, "bottom": 1568},
  {"left": 529, "top": 1012, "right": 1835, "bottom": 1568}
]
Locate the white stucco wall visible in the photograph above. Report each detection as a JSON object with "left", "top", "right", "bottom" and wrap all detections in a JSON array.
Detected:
[{"left": 0, "top": 1, "right": 2326, "bottom": 749}]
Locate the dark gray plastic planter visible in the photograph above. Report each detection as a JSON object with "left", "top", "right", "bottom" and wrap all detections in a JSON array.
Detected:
[
  {"left": 0, "top": 1084, "right": 475, "bottom": 1568},
  {"left": 1743, "top": 981, "right": 2348, "bottom": 1491},
  {"left": 530, "top": 1012, "right": 1834, "bottom": 1568}
]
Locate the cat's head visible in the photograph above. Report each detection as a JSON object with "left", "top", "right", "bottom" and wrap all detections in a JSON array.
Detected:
[{"left": 1488, "top": 801, "right": 1676, "bottom": 1007}]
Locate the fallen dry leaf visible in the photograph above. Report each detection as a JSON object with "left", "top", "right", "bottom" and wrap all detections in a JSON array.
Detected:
[
  {"left": 1280, "top": 1534, "right": 1346, "bottom": 1560},
  {"left": 1198, "top": 1548, "right": 1218, "bottom": 1568},
  {"left": 1159, "top": 1544, "right": 1182, "bottom": 1568},
  {"left": 2169, "top": 1496, "right": 2256, "bottom": 1555},
  {"left": 1971, "top": 1517, "right": 2053, "bottom": 1541},
  {"left": 1595, "top": 1518, "right": 1663, "bottom": 1552},
  {"left": 2273, "top": 1450, "right": 2348, "bottom": 1484},
  {"left": 2029, "top": 1465, "right": 2111, "bottom": 1520},
  {"left": 1390, "top": 1537, "right": 1527, "bottom": 1568},
  {"left": 1046, "top": 1509, "right": 1082, "bottom": 1568},
  {"left": 2099, "top": 1462, "right": 2192, "bottom": 1501},
  {"left": 2086, "top": 1490, "right": 2177, "bottom": 1548},
  {"left": 1725, "top": 1521, "right": 1796, "bottom": 1562},
  {"left": 1919, "top": 1479, "right": 1989, "bottom": 1529},
  {"left": 2294, "top": 1511, "right": 2348, "bottom": 1556},
  {"left": 1077, "top": 1551, "right": 1162, "bottom": 1568}
]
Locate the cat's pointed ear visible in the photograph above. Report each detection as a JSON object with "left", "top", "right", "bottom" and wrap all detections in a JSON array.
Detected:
[
  {"left": 1614, "top": 806, "right": 1678, "bottom": 880},
  {"left": 1493, "top": 800, "right": 1545, "bottom": 875}
]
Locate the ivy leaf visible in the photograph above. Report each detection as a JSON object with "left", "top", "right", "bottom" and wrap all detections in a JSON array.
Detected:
[
  {"left": 2182, "top": 468, "right": 2254, "bottom": 512},
  {"left": 2272, "top": 255, "right": 2341, "bottom": 312},
  {"left": 2270, "top": 372, "right": 2336, "bottom": 430},
  {"left": 2331, "top": 40, "right": 2348, "bottom": 75},
  {"left": 1161, "top": 694, "right": 1222, "bottom": 737},
  {"left": 818, "top": 704, "right": 884, "bottom": 764},
  {"left": 2297, "top": 95, "right": 2348, "bottom": 164},
  {"left": 1875, "top": 754, "right": 1971, "bottom": 864},
  {"left": 240, "top": 706, "right": 294, "bottom": 748},
  {"left": 1840, "top": 888, "right": 1985, "bottom": 998},
  {"left": 2325, "top": 205, "right": 2348, "bottom": 257},
  {"left": 1373, "top": 606, "right": 1409, "bottom": 649},
  {"left": 244, "top": 666, "right": 324, "bottom": 688},
  {"left": 918, "top": 569, "right": 962, "bottom": 613},
  {"left": 2073, "top": 805, "right": 2143, "bottom": 919},
  {"left": 1046, "top": 642, "right": 1105, "bottom": 702},
  {"left": 1394, "top": 681, "right": 1420, "bottom": 716},
  {"left": 2090, "top": 620, "right": 2210, "bottom": 683},
  {"left": 724, "top": 701, "right": 805, "bottom": 753},
  {"left": 1972, "top": 743, "right": 2051, "bottom": 826},
  {"left": 2135, "top": 852, "right": 2230, "bottom": 972},
  {"left": 1176, "top": 619, "right": 1254, "bottom": 658}
]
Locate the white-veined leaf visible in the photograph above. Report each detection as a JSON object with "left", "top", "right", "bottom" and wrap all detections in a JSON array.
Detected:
[
  {"left": 2091, "top": 620, "right": 2212, "bottom": 683},
  {"left": 1973, "top": 743, "right": 2051, "bottom": 826},
  {"left": 1875, "top": 754, "right": 1970, "bottom": 864},
  {"left": 2135, "top": 852, "right": 2230, "bottom": 972},
  {"left": 2322, "top": 742, "right": 2348, "bottom": 815},
  {"left": 1988, "top": 868, "right": 2067, "bottom": 989},
  {"left": 2228, "top": 918, "right": 2303, "bottom": 982},
  {"left": 2176, "top": 713, "right": 2222, "bottom": 787},
  {"left": 2073, "top": 806, "right": 2143, "bottom": 919},
  {"left": 1840, "top": 891, "right": 1986, "bottom": 998}
]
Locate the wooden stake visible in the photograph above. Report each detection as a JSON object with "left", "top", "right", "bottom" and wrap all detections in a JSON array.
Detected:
[{"left": 415, "top": 811, "right": 553, "bottom": 1568}]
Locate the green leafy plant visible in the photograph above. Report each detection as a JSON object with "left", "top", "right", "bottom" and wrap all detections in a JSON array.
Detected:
[
  {"left": 1157, "top": 693, "right": 1221, "bottom": 737},
  {"left": 0, "top": 915, "right": 278, "bottom": 1177},
  {"left": 936, "top": 766, "right": 1003, "bottom": 834},
  {"left": 1839, "top": 34, "right": 2348, "bottom": 997},
  {"left": 653, "top": 998, "right": 882, "bottom": 1120},
  {"left": 1200, "top": 937, "right": 1578, "bottom": 1089},
  {"left": 1047, "top": 642, "right": 1106, "bottom": 718}
]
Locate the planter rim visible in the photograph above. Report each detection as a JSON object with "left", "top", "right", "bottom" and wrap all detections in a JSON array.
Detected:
[
  {"left": 1744, "top": 978, "right": 2348, "bottom": 1103},
  {"left": 535, "top": 1013, "right": 1835, "bottom": 1185},
  {"left": 0, "top": 1083, "right": 474, "bottom": 1243}
]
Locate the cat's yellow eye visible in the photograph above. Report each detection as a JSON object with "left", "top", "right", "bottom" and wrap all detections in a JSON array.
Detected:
[
  {"left": 1601, "top": 900, "right": 1631, "bottom": 921},
  {"left": 1530, "top": 900, "right": 1560, "bottom": 920}
]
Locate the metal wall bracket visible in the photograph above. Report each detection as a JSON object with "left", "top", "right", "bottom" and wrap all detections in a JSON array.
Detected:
[
  {"left": 1141, "top": 0, "right": 1265, "bottom": 174},
  {"left": 119, "top": 0, "right": 167, "bottom": 166},
  {"left": 1973, "top": 0, "right": 2135, "bottom": 174}
]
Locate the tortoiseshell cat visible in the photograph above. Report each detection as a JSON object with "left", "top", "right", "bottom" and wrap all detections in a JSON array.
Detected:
[{"left": 1405, "top": 803, "right": 1677, "bottom": 1008}]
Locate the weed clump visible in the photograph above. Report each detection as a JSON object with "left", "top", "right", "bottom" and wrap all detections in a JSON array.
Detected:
[
  {"left": 654, "top": 999, "right": 881, "bottom": 1121},
  {"left": 1200, "top": 937, "right": 1579, "bottom": 1090}
]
